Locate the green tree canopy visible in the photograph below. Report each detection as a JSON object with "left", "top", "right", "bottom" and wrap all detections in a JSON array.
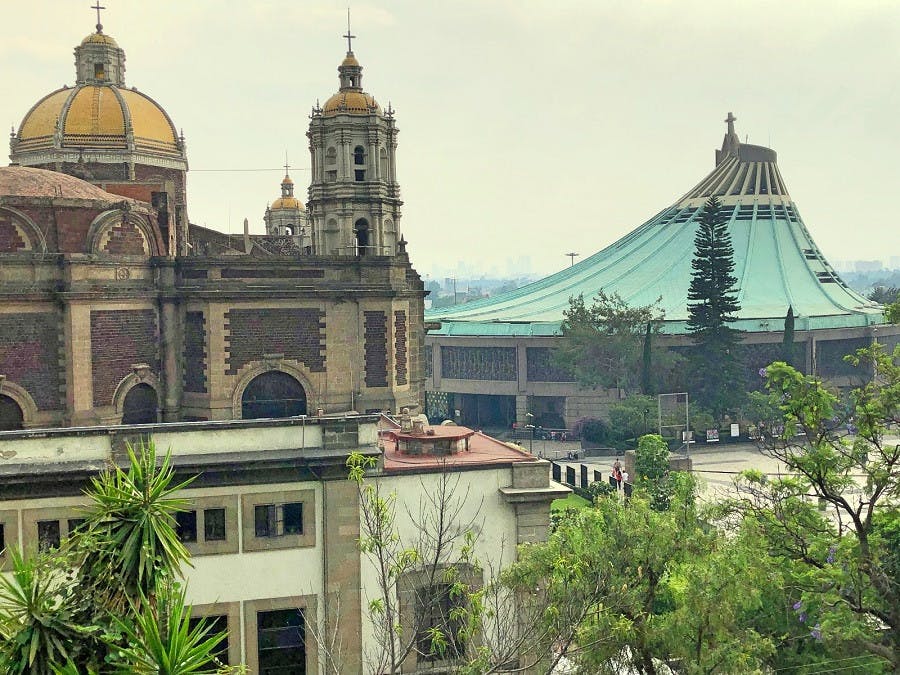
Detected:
[
  {"left": 686, "top": 195, "right": 745, "bottom": 420},
  {"left": 554, "top": 291, "right": 678, "bottom": 394}
]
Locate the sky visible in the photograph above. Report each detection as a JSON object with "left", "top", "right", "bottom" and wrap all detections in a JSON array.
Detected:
[{"left": 2, "top": 0, "right": 899, "bottom": 279}]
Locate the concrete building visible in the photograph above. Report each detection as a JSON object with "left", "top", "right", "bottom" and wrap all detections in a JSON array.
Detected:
[
  {"left": 0, "top": 414, "right": 564, "bottom": 672},
  {"left": 425, "top": 114, "right": 900, "bottom": 428}
]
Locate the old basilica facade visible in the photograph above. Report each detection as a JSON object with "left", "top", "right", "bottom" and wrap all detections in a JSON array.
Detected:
[{"left": 0, "top": 19, "right": 425, "bottom": 431}]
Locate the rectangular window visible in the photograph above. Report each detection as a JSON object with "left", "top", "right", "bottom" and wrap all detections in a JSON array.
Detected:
[
  {"left": 354, "top": 169, "right": 365, "bottom": 182},
  {"left": 37, "top": 520, "right": 61, "bottom": 552},
  {"left": 254, "top": 503, "right": 303, "bottom": 538},
  {"left": 188, "top": 615, "right": 229, "bottom": 667},
  {"left": 416, "top": 584, "right": 465, "bottom": 662},
  {"left": 67, "top": 518, "right": 87, "bottom": 535},
  {"left": 175, "top": 510, "right": 198, "bottom": 543},
  {"left": 94, "top": 63, "right": 105, "bottom": 79},
  {"left": 257, "top": 608, "right": 305, "bottom": 675},
  {"left": 325, "top": 170, "right": 337, "bottom": 182},
  {"left": 204, "top": 508, "right": 226, "bottom": 541},
  {"left": 283, "top": 503, "right": 303, "bottom": 535}
]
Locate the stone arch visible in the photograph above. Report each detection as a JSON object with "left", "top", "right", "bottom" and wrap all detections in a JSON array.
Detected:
[
  {"left": 0, "top": 394, "right": 24, "bottom": 431},
  {"left": 111, "top": 367, "right": 161, "bottom": 424},
  {"left": 354, "top": 218, "right": 370, "bottom": 256},
  {"left": 231, "top": 361, "right": 313, "bottom": 420},
  {"left": 87, "top": 208, "right": 159, "bottom": 257},
  {"left": 0, "top": 206, "right": 47, "bottom": 253},
  {"left": 121, "top": 383, "right": 159, "bottom": 424},
  {"left": 0, "top": 379, "right": 38, "bottom": 429}
]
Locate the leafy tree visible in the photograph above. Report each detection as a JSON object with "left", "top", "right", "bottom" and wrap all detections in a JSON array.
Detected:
[
  {"left": 554, "top": 292, "right": 676, "bottom": 394},
  {"left": 686, "top": 195, "right": 744, "bottom": 420},
  {"left": 867, "top": 285, "right": 899, "bottom": 305},
  {"left": 0, "top": 442, "right": 231, "bottom": 674},
  {"left": 731, "top": 343, "right": 900, "bottom": 669},
  {"left": 608, "top": 394, "right": 657, "bottom": 443},
  {"left": 506, "top": 481, "right": 776, "bottom": 674}
]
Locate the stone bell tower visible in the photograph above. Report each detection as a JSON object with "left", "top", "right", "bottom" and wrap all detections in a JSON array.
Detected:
[{"left": 306, "top": 27, "right": 402, "bottom": 256}]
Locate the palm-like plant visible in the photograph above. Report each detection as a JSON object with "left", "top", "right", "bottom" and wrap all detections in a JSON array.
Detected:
[
  {"left": 78, "top": 441, "right": 195, "bottom": 607},
  {"left": 109, "top": 581, "right": 229, "bottom": 675},
  {"left": 0, "top": 548, "right": 89, "bottom": 674}
]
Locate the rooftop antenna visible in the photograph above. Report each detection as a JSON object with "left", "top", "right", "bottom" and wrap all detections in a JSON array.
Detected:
[
  {"left": 91, "top": 1, "right": 105, "bottom": 33},
  {"left": 343, "top": 8, "right": 356, "bottom": 53}
]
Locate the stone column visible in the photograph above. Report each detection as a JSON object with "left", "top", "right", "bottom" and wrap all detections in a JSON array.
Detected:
[
  {"left": 322, "top": 476, "right": 363, "bottom": 673},
  {"left": 63, "top": 301, "right": 95, "bottom": 426},
  {"left": 159, "top": 299, "right": 181, "bottom": 422}
]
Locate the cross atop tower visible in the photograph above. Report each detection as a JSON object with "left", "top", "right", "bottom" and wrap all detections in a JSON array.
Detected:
[
  {"left": 725, "top": 112, "right": 737, "bottom": 136},
  {"left": 91, "top": 1, "right": 105, "bottom": 33},
  {"left": 284, "top": 152, "right": 290, "bottom": 177},
  {"left": 343, "top": 9, "right": 356, "bottom": 53}
]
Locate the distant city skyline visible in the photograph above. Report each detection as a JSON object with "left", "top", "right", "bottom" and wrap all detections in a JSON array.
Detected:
[{"left": 2, "top": 1, "right": 899, "bottom": 277}]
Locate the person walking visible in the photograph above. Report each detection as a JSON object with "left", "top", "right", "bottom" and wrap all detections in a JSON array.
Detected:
[{"left": 612, "top": 458, "right": 623, "bottom": 489}]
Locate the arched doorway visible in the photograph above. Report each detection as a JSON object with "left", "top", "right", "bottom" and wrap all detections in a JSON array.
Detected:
[
  {"left": 241, "top": 371, "right": 307, "bottom": 420},
  {"left": 121, "top": 383, "right": 159, "bottom": 425},
  {"left": 0, "top": 394, "right": 24, "bottom": 431},
  {"left": 354, "top": 218, "right": 370, "bottom": 256}
]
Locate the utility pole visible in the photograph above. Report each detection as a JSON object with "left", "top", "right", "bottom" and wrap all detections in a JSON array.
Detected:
[{"left": 565, "top": 252, "right": 579, "bottom": 267}]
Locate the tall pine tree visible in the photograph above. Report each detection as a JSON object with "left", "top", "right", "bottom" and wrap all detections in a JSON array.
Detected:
[{"left": 687, "top": 195, "right": 744, "bottom": 419}]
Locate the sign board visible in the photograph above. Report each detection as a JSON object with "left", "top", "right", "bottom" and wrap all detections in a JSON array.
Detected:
[
  {"left": 730, "top": 423, "right": 740, "bottom": 438},
  {"left": 706, "top": 428, "right": 719, "bottom": 443}
]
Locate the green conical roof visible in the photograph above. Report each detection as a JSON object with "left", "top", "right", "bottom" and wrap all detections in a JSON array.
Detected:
[{"left": 427, "top": 114, "right": 884, "bottom": 337}]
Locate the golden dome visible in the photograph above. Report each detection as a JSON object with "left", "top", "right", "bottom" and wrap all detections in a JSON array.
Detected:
[
  {"left": 81, "top": 32, "right": 118, "bottom": 47},
  {"left": 15, "top": 85, "right": 179, "bottom": 155},
  {"left": 271, "top": 197, "right": 303, "bottom": 210},
  {"left": 322, "top": 91, "right": 380, "bottom": 117},
  {"left": 341, "top": 53, "right": 360, "bottom": 67},
  {"left": 281, "top": 175, "right": 294, "bottom": 185}
]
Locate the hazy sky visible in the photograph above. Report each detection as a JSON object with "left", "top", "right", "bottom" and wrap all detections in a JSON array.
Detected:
[{"left": 3, "top": 0, "right": 899, "bottom": 278}]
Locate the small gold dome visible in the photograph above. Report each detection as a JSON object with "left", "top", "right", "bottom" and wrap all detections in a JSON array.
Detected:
[
  {"left": 341, "top": 53, "right": 360, "bottom": 67},
  {"left": 81, "top": 32, "right": 119, "bottom": 47},
  {"left": 281, "top": 175, "right": 294, "bottom": 185},
  {"left": 322, "top": 91, "right": 380, "bottom": 117},
  {"left": 16, "top": 85, "right": 179, "bottom": 155},
  {"left": 271, "top": 197, "right": 303, "bottom": 210}
]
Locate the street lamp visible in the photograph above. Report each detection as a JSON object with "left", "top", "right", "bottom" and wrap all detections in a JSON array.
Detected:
[{"left": 525, "top": 412, "right": 535, "bottom": 454}]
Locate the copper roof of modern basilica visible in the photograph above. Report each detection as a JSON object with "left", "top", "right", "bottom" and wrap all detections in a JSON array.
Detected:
[{"left": 427, "top": 114, "right": 885, "bottom": 336}]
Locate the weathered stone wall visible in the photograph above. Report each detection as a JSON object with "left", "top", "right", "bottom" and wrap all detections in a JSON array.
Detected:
[
  {"left": 0, "top": 312, "right": 60, "bottom": 409},
  {"left": 224, "top": 308, "right": 326, "bottom": 375},
  {"left": 363, "top": 310, "right": 388, "bottom": 388},
  {"left": 90, "top": 309, "right": 159, "bottom": 406},
  {"left": 394, "top": 309, "right": 407, "bottom": 386},
  {"left": 183, "top": 311, "right": 207, "bottom": 394}
]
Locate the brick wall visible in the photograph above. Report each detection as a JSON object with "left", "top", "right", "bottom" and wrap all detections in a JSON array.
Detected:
[
  {"left": 183, "top": 311, "right": 207, "bottom": 393},
  {"left": 0, "top": 313, "right": 60, "bottom": 409},
  {"left": 394, "top": 310, "right": 407, "bottom": 386},
  {"left": 0, "top": 214, "right": 27, "bottom": 251},
  {"left": 90, "top": 310, "right": 160, "bottom": 406},
  {"left": 224, "top": 308, "right": 326, "bottom": 375},
  {"left": 101, "top": 220, "right": 147, "bottom": 255},
  {"left": 364, "top": 311, "right": 388, "bottom": 388}
]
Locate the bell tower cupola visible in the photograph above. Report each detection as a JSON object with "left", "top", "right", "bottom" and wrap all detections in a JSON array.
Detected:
[
  {"left": 306, "top": 19, "right": 403, "bottom": 257},
  {"left": 75, "top": 3, "right": 126, "bottom": 86}
]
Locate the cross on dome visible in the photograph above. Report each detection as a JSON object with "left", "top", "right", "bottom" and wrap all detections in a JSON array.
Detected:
[
  {"left": 343, "top": 9, "right": 356, "bottom": 53},
  {"left": 91, "top": 1, "right": 105, "bottom": 33}
]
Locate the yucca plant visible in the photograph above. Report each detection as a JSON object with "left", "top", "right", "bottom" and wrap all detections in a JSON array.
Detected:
[
  {"left": 78, "top": 440, "right": 195, "bottom": 607},
  {"left": 0, "top": 548, "right": 90, "bottom": 674},
  {"left": 108, "top": 581, "right": 230, "bottom": 675}
]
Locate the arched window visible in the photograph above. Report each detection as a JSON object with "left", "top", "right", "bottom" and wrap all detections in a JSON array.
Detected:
[
  {"left": 354, "top": 218, "right": 370, "bottom": 256},
  {"left": 325, "top": 147, "right": 337, "bottom": 165},
  {"left": 354, "top": 146, "right": 366, "bottom": 165},
  {"left": 241, "top": 371, "right": 307, "bottom": 419},
  {"left": 0, "top": 394, "right": 24, "bottom": 431},
  {"left": 121, "top": 384, "right": 158, "bottom": 425},
  {"left": 285, "top": 224, "right": 293, "bottom": 236}
]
